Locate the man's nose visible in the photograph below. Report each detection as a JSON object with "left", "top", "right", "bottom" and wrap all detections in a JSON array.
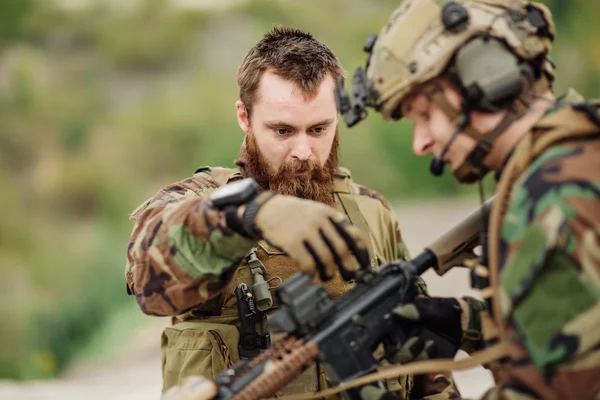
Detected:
[
  {"left": 290, "top": 134, "right": 312, "bottom": 161},
  {"left": 412, "top": 126, "right": 434, "bottom": 156}
]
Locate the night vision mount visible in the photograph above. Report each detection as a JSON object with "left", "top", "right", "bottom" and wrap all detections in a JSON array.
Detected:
[{"left": 334, "top": 34, "right": 379, "bottom": 128}]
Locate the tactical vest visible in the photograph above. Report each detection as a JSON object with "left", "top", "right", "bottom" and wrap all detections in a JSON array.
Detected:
[
  {"left": 481, "top": 101, "right": 600, "bottom": 399},
  {"left": 160, "top": 167, "right": 407, "bottom": 397}
]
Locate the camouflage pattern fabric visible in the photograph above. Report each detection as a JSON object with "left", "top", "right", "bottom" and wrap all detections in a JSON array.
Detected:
[
  {"left": 125, "top": 167, "right": 410, "bottom": 316},
  {"left": 126, "top": 165, "right": 460, "bottom": 399},
  {"left": 363, "top": 98, "right": 600, "bottom": 400},
  {"left": 125, "top": 169, "right": 254, "bottom": 316},
  {"left": 484, "top": 97, "right": 600, "bottom": 399}
]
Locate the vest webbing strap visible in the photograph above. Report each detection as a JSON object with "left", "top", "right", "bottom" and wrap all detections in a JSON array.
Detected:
[
  {"left": 275, "top": 343, "right": 510, "bottom": 400},
  {"left": 335, "top": 191, "right": 377, "bottom": 267}
]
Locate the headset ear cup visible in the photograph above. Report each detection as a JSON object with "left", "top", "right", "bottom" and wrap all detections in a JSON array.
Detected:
[
  {"left": 453, "top": 37, "right": 526, "bottom": 113},
  {"left": 463, "top": 83, "right": 484, "bottom": 111}
]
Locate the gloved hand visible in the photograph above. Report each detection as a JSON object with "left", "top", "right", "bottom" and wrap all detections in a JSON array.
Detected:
[
  {"left": 232, "top": 192, "right": 370, "bottom": 281},
  {"left": 161, "top": 376, "right": 217, "bottom": 400},
  {"left": 360, "top": 385, "right": 405, "bottom": 400},
  {"left": 391, "top": 297, "right": 463, "bottom": 363}
]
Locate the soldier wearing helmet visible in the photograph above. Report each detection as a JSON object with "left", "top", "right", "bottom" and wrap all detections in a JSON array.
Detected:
[{"left": 336, "top": 0, "right": 600, "bottom": 399}]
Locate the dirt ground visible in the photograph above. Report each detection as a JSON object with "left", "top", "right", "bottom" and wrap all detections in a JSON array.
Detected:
[{"left": 0, "top": 198, "right": 495, "bottom": 400}]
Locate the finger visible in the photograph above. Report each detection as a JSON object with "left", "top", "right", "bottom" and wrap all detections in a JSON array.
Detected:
[
  {"left": 415, "top": 339, "right": 437, "bottom": 361},
  {"left": 304, "top": 240, "right": 331, "bottom": 281},
  {"left": 392, "top": 303, "right": 421, "bottom": 321},
  {"left": 329, "top": 217, "right": 371, "bottom": 269},
  {"left": 189, "top": 378, "right": 218, "bottom": 397},
  {"left": 319, "top": 226, "right": 355, "bottom": 281},
  {"left": 161, "top": 376, "right": 218, "bottom": 400},
  {"left": 392, "top": 336, "right": 424, "bottom": 364},
  {"left": 360, "top": 385, "right": 405, "bottom": 400}
]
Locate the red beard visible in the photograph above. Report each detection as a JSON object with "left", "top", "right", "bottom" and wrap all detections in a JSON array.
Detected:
[{"left": 242, "top": 131, "right": 339, "bottom": 207}]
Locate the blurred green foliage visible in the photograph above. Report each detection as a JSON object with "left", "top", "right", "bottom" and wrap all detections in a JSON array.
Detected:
[{"left": 0, "top": 0, "right": 598, "bottom": 380}]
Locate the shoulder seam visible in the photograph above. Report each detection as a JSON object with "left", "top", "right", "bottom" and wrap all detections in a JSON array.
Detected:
[{"left": 354, "top": 183, "right": 393, "bottom": 212}]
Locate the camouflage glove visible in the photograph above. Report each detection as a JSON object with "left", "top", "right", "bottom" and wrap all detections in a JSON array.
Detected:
[
  {"left": 234, "top": 192, "right": 370, "bottom": 281},
  {"left": 161, "top": 376, "right": 217, "bottom": 400},
  {"left": 391, "top": 297, "right": 463, "bottom": 363}
]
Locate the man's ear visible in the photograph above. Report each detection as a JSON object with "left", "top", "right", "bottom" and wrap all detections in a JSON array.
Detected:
[{"left": 236, "top": 100, "right": 250, "bottom": 134}]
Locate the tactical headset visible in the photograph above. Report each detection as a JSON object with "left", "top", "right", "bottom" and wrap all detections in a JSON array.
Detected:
[{"left": 429, "top": 34, "right": 542, "bottom": 177}]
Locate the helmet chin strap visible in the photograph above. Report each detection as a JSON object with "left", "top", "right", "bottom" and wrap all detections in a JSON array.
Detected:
[
  {"left": 430, "top": 113, "right": 468, "bottom": 176},
  {"left": 423, "top": 82, "right": 488, "bottom": 181},
  {"left": 422, "top": 77, "right": 550, "bottom": 183},
  {"left": 453, "top": 111, "right": 523, "bottom": 183}
]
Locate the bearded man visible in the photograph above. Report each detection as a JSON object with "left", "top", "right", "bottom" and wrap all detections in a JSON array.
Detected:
[{"left": 126, "top": 26, "right": 458, "bottom": 399}]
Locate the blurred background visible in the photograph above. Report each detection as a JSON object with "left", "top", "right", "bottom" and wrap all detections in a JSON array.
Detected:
[{"left": 0, "top": 0, "right": 598, "bottom": 398}]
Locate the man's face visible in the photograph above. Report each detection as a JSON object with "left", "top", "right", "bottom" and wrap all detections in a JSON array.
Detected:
[
  {"left": 401, "top": 87, "right": 477, "bottom": 173},
  {"left": 236, "top": 70, "right": 339, "bottom": 206}
]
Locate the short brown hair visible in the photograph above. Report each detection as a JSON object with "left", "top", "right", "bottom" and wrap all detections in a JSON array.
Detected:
[{"left": 237, "top": 25, "right": 344, "bottom": 118}]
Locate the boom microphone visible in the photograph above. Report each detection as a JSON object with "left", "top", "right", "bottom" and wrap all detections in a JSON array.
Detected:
[{"left": 429, "top": 114, "right": 469, "bottom": 176}]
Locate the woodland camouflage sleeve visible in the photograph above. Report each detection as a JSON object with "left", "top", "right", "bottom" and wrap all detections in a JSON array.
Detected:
[
  {"left": 125, "top": 173, "right": 256, "bottom": 316},
  {"left": 498, "top": 138, "right": 600, "bottom": 388}
]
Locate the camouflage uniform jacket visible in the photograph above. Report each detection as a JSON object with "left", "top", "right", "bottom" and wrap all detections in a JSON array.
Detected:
[
  {"left": 125, "top": 163, "right": 460, "bottom": 399},
  {"left": 125, "top": 166, "right": 409, "bottom": 317},
  {"left": 485, "top": 91, "right": 600, "bottom": 400}
]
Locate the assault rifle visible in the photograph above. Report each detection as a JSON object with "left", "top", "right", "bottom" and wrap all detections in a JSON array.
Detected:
[{"left": 212, "top": 197, "right": 494, "bottom": 400}]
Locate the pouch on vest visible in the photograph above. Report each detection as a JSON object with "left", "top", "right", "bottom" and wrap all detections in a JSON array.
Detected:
[
  {"left": 161, "top": 319, "right": 321, "bottom": 396},
  {"left": 160, "top": 320, "right": 240, "bottom": 393}
]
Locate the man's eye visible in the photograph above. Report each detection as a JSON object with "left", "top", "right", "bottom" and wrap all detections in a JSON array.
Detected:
[
  {"left": 276, "top": 128, "right": 290, "bottom": 135},
  {"left": 420, "top": 111, "right": 430, "bottom": 121},
  {"left": 313, "top": 127, "right": 324, "bottom": 134}
]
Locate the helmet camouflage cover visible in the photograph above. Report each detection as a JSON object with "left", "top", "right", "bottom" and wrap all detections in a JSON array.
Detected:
[{"left": 367, "top": 0, "right": 555, "bottom": 120}]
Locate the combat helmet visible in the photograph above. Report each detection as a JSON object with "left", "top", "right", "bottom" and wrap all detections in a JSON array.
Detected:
[{"left": 336, "top": 0, "right": 556, "bottom": 183}]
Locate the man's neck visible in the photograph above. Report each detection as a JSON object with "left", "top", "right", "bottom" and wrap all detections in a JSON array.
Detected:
[{"left": 484, "top": 90, "right": 555, "bottom": 170}]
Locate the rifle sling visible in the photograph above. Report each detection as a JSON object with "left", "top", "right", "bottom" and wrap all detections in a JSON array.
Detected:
[{"left": 274, "top": 343, "right": 509, "bottom": 400}]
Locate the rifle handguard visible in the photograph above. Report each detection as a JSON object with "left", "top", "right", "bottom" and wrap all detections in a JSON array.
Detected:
[{"left": 216, "top": 337, "right": 319, "bottom": 400}]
